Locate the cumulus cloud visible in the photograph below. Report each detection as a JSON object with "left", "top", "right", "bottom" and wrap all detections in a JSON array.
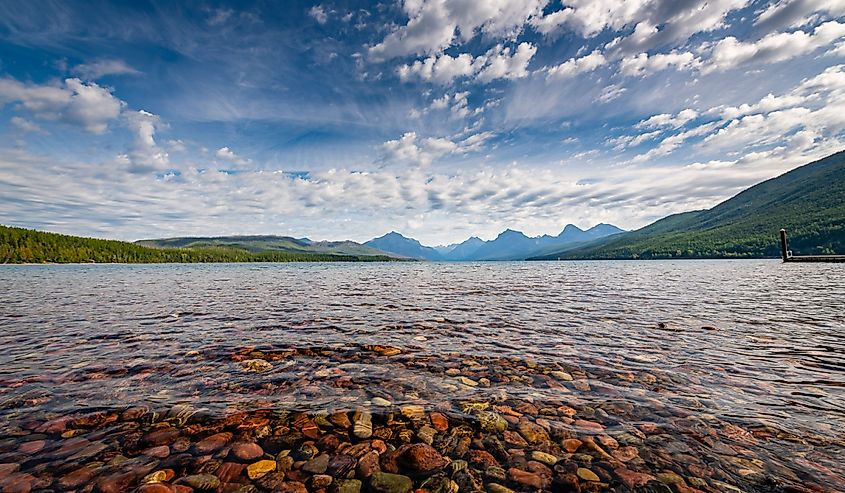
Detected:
[
  {"left": 398, "top": 42, "right": 536, "bottom": 84},
  {"left": 368, "top": 0, "right": 545, "bottom": 61},
  {"left": 0, "top": 77, "right": 124, "bottom": 134},
  {"left": 216, "top": 146, "right": 250, "bottom": 166},
  {"left": 308, "top": 5, "right": 329, "bottom": 24},
  {"left": 754, "top": 0, "right": 845, "bottom": 32},
  {"left": 381, "top": 130, "right": 493, "bottom": 166},
  {"left": 73, "top": 59, "right": 140, "bottom": 79},
  {"left": 704, "top": 20, "right": 845, "bottom": 72},
  {"left": 124, "top": 110, "right": 169, "bottom": 173},
  {"left": 545, "top": 50, "right": 606, "bottom": 79},
  {"left": 636, "top": 109, "right": 699, "bottom": 129},
  {"left": 629, "top": 65, "right": 845, "bottom": 163},
  {"left": 532, "top": 0, "right": 750, "bottom": 56},
  {"left": 619, "top": 51, "right": 700, "bottom": 77}
]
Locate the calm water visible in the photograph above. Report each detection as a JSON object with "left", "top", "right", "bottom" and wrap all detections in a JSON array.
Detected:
[{"left": 0, "top": 261, "right": 843, "bottom": 491}]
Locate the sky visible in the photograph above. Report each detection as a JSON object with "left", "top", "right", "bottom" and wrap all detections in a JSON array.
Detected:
[{"left": 1, "top": 0, "right": 844, "bottom": 245}]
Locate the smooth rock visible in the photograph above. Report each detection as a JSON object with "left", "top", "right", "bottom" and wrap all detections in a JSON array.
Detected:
[
  {"left": 369, "top": 472, "right": 413, "bottom": 493},
  {"left": 332, "top": 479, "right": 362, "bottom": 493},
  {"left": 232, "top": 442, "right": 264, "bottom": 461},
  {"left": 182, "top": 474, "right": 222, "bottom": 491},
  {"left": 195, "top": 432, "right": 233, "bottom": 454},
  {"left": 352, "top": 410, "right": 372, "bottom": 439},
  {"left": 429, "top": 413, "right": 449, "bottom": 432},
  {"left": 576, "top": 468, "right": 600, "bottom": 482},
  {"left": 371, "top": 397, "right": 392, "bottom": 407},
  {"left": 357, "top": 450, "right": 380, "bottom": 478},
  {"left": 240, "top": 359, "right": 272, "bottom": 372},
  {"left": 247, "top": 460, "right": 277, "bottom": 480},
  {"left": 303, "top": 454, "right": 330, "bottom": 474},
  {"left": 530, "top": 451, "right": 558, "bottom": 466}
]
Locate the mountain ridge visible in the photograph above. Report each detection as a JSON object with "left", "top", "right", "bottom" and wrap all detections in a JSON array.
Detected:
[{"left": 531, "top": 150, "right": 845, "bottom": 260}]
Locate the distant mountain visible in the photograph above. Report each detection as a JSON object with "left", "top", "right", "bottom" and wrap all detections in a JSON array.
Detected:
[
  {"left": 442, "top": 236, "right": 485, "bottom": 260},
  {"left": 464, "top": 224, "right": 625, "bottom": 261},
  {"left": 531, "top": 150, "right": 845, "bottom": 260},
  {"left": 365, "top": 224, "right": 624, "bottom": 261},
  {"left": 137, "top": 235, "right": 403, "bottom": 258},
  {"left": 364, "top": 232, "right": 444, "bottom": 260}
]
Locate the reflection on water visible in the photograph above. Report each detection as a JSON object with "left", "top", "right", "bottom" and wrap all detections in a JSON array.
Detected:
[{"left": 0, "top": 261, "right": 843, "bottom": 492}]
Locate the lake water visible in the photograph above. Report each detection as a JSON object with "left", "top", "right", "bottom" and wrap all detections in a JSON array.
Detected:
[{"left": 0, "top": 261, "right": 843, "bottom": 492}]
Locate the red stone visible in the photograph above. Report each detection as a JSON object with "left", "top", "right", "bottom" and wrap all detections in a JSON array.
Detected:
[
  {"left": 58, "top": 467, "right": 95, "bottom": 489},
  {"left": 97, "top": 471, "right": 137, "bottom": 493},
  {"left": 574, "top": 420, "right": 604, "bottom": 432},
  {"left": 563, "top": 439, "right": 582, "bottom": 453},
  {"left": 277, "top": 481, "right": 308, "bottom": 493},
  {"left": 216, "top": 462, "right": 246, "bottom": 483},
  {"left": 429, "top": 413, "right": 449, "bottom": 432},
  {"left": 18, "top": 441, "right": 45, "bottom": 455},
  {"left": 614, "top": 467, "right": 656, "bottom": 489},
  {"left": 0, "top": 473, "right": 36, "bottom": 493},
  {"left": 138, "top": 484, "right": 173, "bottom": 493},
  {"left": 195, "top": 432, "right": 232, "bottom": 454},
  {"left": 356, "top": 450, "right": 380, "bottom": 478},
  {"left": 35, "top": 416, "right": 72, "bottom": 434},
  {"left": 231, "top": 442, "right": 264, "bottom": 461},
  {"left": 397, "top": 443, "right": 447, "bottom": 473},
  {"left": 142, "top": 428, "right": 180, "bottom": 446},
  {"left": 142, "top": 445, "right": 171, "bottom": 458},
  {"left": 612, "top": 446, "right": 639, "bottom": 462},
  {"left": 508, "top": 468, "right": 549, "bottom": 489},
  {"left": 468, "top": 450, "right": 499, "bottom": 469},
  {"left": 0, "top": 464, "right": 21, "bottom": 476}
]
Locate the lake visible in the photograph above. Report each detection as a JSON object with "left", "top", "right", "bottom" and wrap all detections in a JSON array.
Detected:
[{"left": 0, "top": 261, "right": 843, "bottom": 492}]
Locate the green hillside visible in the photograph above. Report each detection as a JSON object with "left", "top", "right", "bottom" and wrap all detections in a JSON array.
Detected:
[
  {"left": 532, "top": 150, "right": 845, "bottom": 260},
  {"left": 137, "top": 235, "right": 400, "bottom": 258},
  {"left": 0, "top": 226, "right": 402, "bottom": 264}
]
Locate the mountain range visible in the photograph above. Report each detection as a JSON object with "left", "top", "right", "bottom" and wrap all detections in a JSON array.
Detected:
[
  {"left": 531, "top": 149, "right": 845, "bottom": 260},
  {"left": 364, "top": 224, "right": 625, "bottom": 260}
]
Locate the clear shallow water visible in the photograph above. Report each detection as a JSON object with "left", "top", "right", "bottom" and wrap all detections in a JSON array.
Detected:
[{"left": 0, "top": 261, "right": 843, "bottom": 492}]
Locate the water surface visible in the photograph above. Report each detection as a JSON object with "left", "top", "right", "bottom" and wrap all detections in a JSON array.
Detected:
[{"left": 0, "top": 261, "right": 843, "bottom": 491}]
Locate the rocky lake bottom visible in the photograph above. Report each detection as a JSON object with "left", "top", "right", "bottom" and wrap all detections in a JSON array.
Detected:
[{"left": 0, "top": 262, "right": 843, "bottom": 493}]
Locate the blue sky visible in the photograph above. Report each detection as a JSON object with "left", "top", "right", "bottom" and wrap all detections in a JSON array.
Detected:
[{"left": 1, "top": 0, "right": 844, "bottom": 244}]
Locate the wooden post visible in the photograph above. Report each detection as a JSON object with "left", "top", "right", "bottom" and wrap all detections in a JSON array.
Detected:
[{"left": 780, "top": 229, "right": 789, "bottom": 262}]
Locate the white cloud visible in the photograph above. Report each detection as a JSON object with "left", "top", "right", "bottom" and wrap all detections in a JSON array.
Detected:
[
  {"left": 545, "top": 50, "right": 606, "bottom": 79},
  {"left": 9, "top": 116, "right": 44, "bottom": 134},
  {"left": 476, "top": 42, "right": 537, "bottom": 83},
  {"left": 368, "top": 0, "right": 546, "bottom": 61},
  {"left": 216, "top": 146, "right": 250, "bottom": 166},
  {"left": 398, "top": 52, "right": 480, "bottom": 84},
  {"left": 381, "top": 129, "right": 493, "bottom": 166},
  {"left": 533, "top": 0, "right": 749, "bottom": 56},
  {"left": 704, "top": 20, "right": 845, "bottom": 72},
  {"left": 712, "top": 93, "right": 807, "bottom": 119},
  {"left": 595, "top": 84, "right": 626, "bottom": 103},
  {"left": 754, "top": 0, "right": 845, "bottom": 31},
  {"left": 397, "top": 42, "right": 536, "bottom": 84},
  {"left": 73, "top": 59, "right": 140, "bottom": 79},
  {"left": 606, "top": 130, "right": 662, "bottom": 150},
  {"left": 631, "top": 65, "right": 845, "bottom": 162},
  {"left": 124, "top": 110, "right": 169, "bottom": 172},
  {"left": 636, "top": 109, "right": 699, "bottom": 129},
  {"left": 619, "top": 51, "right": 700, "bottom": 77},
  {"left": 0, "top": 77, "right": 124, "bottom": 134},
  {"left": 308, "top": 5, "right": 329, "bottom": 24}
]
